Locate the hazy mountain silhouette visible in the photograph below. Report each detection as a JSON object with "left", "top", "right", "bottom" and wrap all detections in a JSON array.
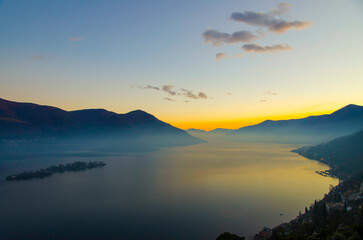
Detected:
[
  {"left": 0, "top": 98, "right": 81, "bottom": 138},
  {"left": 209, "top": 128, "right": 232, "bottom": 134},
  {"left": 229, "top": 104, "right": 363, "bottom": 143},
  {"left": 0, "top": 98, "right": 202, "bottom": 155},
  {"left": 186, "top": 128, "right": 208, "bottom": 134},
  {"left": 71, "top": 109, "right": 174, "bottom": 130},
  {"left": 293, "top": 129, "right": 363, "bottom": 178},
  {"left": 185, "top": 104, "right": 362, "bottom": 143},
  {"left": 187, "top": 128, "right": 232, "bottom": 135}
]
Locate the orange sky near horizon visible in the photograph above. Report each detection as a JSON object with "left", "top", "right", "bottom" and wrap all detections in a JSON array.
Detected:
[
  {"left": 0, "top": 1, "right": 362, "bottom": 132},
  {"left": 1, "top": 95, "right": 361, "bottom": 132},
  {"left": 171, "top": 108, "right": 340, "bottom": 131}
]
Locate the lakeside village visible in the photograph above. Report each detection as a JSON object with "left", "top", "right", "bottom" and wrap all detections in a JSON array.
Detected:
[{"left": 254, "top": 175, "right": 363, "bottom": 239}]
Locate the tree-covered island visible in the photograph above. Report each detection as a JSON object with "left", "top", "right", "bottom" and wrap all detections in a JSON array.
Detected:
[{"left": 6, "top": 161, "right": 106, "bottom": 181}]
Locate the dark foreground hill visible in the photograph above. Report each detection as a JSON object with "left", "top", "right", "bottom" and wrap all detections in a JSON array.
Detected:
[
  {"left": 250, "top": 129, "right": 363, "bottom": 239},
  {"left": 0, "top": 98, "right": 202, "bottom": 155},
  {"left": 219, "top": 129, "right": 363, "bottom": 240},
  {"left": 293, "top": 129, "right": 363, "bottom": 179}
]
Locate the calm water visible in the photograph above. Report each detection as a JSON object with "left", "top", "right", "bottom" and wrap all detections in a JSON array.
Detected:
[{"left": 0, "top": 136, "right": 338, "bottom": 240}]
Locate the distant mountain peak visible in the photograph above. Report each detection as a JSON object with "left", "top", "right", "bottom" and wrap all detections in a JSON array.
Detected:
[
  {"left": 343, "top": 104, "right": 360, "bottom": 108},
  {"left": 124, "top": 109, "right": 156, "bottom": 119},
  {"left": 127, "top": 109, "right": 149, "bottom": 114},
  {"left": 0, "top": 98, "right": 202, "bottom": 147},
  {"left": 230, "top": 103, "right": 363, "bottom": 143},
  {"left": 72, "top": 108, "right": 116, "bottom": 114},
  {"left": 187, "top": 128, "right": 208, "bottom": 133},
  {"left": 260, "top": 120, "right": 274, "bottom": 124},
  {"left": 330, "top": 104, "right": 363, "bottom": 118},
  {"left": 332, "top": 104, "right": 362, "bottom": 113}
]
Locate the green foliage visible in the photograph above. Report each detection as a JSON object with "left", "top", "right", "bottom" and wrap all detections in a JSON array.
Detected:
[
  {"left": 332, "top": 232, "right": 347, "bottom": 240},
  {"left": 349, "top": 232, "right": 362, "bottom": 240},
  {"left": 216, "top": 232, "right": 245, "bottom": 240}
]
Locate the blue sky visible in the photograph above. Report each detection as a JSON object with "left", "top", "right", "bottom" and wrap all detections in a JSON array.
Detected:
[{"left": 1, "top": 0, "right": 362, "bottom": 129}]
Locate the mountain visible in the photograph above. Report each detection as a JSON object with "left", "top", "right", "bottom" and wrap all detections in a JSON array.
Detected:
[
  {"left": 187, "top": 128, "right": 232, "bottom": 135},
  {"left": 229, "top": 104, "right": 363, "bottom": 143},
  {"left": 292, "top": 129, "right": 363, "bottom": 178},
  {"left": 209, "top": 128, "right": 232, "bottom": 134},
  {"left": 186, "top": 128, "right": 208, "bottom": 134},
  {"left": 71, "top": 108, "right": 190, "bottom": 135},
  {"left": 0, "top": 98, "right": 202, "bottom": 154},
  {"left": 0, "top": 98, "right": 81, "bottom": 138}
]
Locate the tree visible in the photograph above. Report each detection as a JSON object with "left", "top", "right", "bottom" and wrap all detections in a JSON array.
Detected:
[
  {"left": 332, "top": 232, "right": 347, "bottom": 240},
  {"left": 216, "top": 232, "right": 245, "bottom": 240}
]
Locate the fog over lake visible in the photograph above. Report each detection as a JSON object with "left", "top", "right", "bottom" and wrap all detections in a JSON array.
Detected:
[{"left": 0, "top": 135, "right": 338, "bottom": 240}]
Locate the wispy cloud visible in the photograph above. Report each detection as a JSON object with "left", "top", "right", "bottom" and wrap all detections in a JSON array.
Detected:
[
  {"left": 68, "top": 36, "right": 83, "bottom": 42},
  {"left": 31, "top": 55, "right": 48, "bottom": 61},
  {"left": 203, "top": 29, "right": 258, "bottom": 46},
  {"left": 198, "top": 92, "right": 208, "bottom": 99},
  {"left": 140, "top": 85, "right": 160, "bottom": 90},
  {"left": 271, "top": 3, "right": 292, "bottom": 16},
  {"left": 202, "top": 3, "right": 310, "bottom": 59},
  {"left": 216, "top": 52, "right": 228, "bottom": 60},
  {"left": 162, "top": 85, "right": 177, "bottom": 96},
  {"left": 230, "top": 3, "right": 312, "bottom": 34},
  {"left": 260, "top": 99, "right": 268, "bottom": 102},
  {"left": 135, "top": 84, "right": 210, "bottom": 101},
  {"left": 242, "top": 43, "right": 292, "bottom": 53},
  {"left": 264, "top": 90, "right": 278, "bottom": 96},
  {"left": 181, "top": 89, "right": 209, "bottom": 99},
  {"left": 67, "top": 36, "right": 85, "bottom": 47},
  {"left": 216, "top": 52, "right": 244, "bottom": 61}
]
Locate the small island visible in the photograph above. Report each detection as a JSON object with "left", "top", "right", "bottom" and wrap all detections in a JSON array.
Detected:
[{"left": 6, "top": 161, "right": 106, "bottom": 181}]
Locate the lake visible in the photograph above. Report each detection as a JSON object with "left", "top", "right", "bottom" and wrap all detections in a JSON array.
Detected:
[{"left": 0, "top": 136, "right": 338, "bottom": 239}]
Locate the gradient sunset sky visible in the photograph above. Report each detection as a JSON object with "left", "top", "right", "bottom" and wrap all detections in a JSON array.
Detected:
[{"left": 0, "top": 0, "right": 362, "bottom": 130}]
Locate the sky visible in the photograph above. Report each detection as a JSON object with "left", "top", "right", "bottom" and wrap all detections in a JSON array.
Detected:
[{"left": 0, "top": 0, "right": 362, "bottom": 130}]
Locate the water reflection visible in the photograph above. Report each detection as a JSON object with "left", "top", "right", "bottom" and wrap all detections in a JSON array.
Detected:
[{"left": 0, "top": 136, "right": 338, "bottom": 239}]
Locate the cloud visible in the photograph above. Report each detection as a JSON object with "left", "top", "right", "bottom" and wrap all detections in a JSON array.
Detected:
[
  {"left": 242, "top": 44, "right": 292, "bottom": 53},
  {"left": 198, "top": 92, "right": 208, "bottom": 99},
  {"left": 260, "top": 99, "right": 268, "bottom": 102},
  {"left": 135, "top": 84, "right": 210, "bottom": 100},
  {"left": 181, "top": 89, "right": 209, "bottom": 99},
  {"left": 68, "top": 36, "right": 83, "bottom": 42},
  {"left": 216, "top": 52, "right": 228, "bottom": 60},
  {"left": 140, "top": 85, "right": 160, "bottom": 90},
  {"left": 230, "top": 3, "right": 312, "bottom": 33},
  {"left": 181, "top": 89, "right": 199, "bottom": 99},
  {"left": 31, "top": 55, "right": 47, "bottom": 61},
  {"left": 264, "top": 90, "right": 278, "bottom": 96},
  {"left": 216, "top": 52, "right": 244, "bottom": 60},
  {"left": 162, "top": 85, "right": 177, "bottom": 96},
  {"left": 203, "top": 29, "right": 258, "bottom": 46},
  {"left": 271, "top": 2, "right": 292, "bottom": 16}
]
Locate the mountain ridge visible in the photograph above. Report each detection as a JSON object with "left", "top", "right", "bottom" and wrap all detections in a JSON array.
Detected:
[
  {"left": 0, "top": 98, "right": 202, "bottom": 154},
  {"left": 187, "top": 104, "right": 363, "bottom": 143},
  {"left": 292, "top": 129, "right": 363, "bottom": 179}
]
